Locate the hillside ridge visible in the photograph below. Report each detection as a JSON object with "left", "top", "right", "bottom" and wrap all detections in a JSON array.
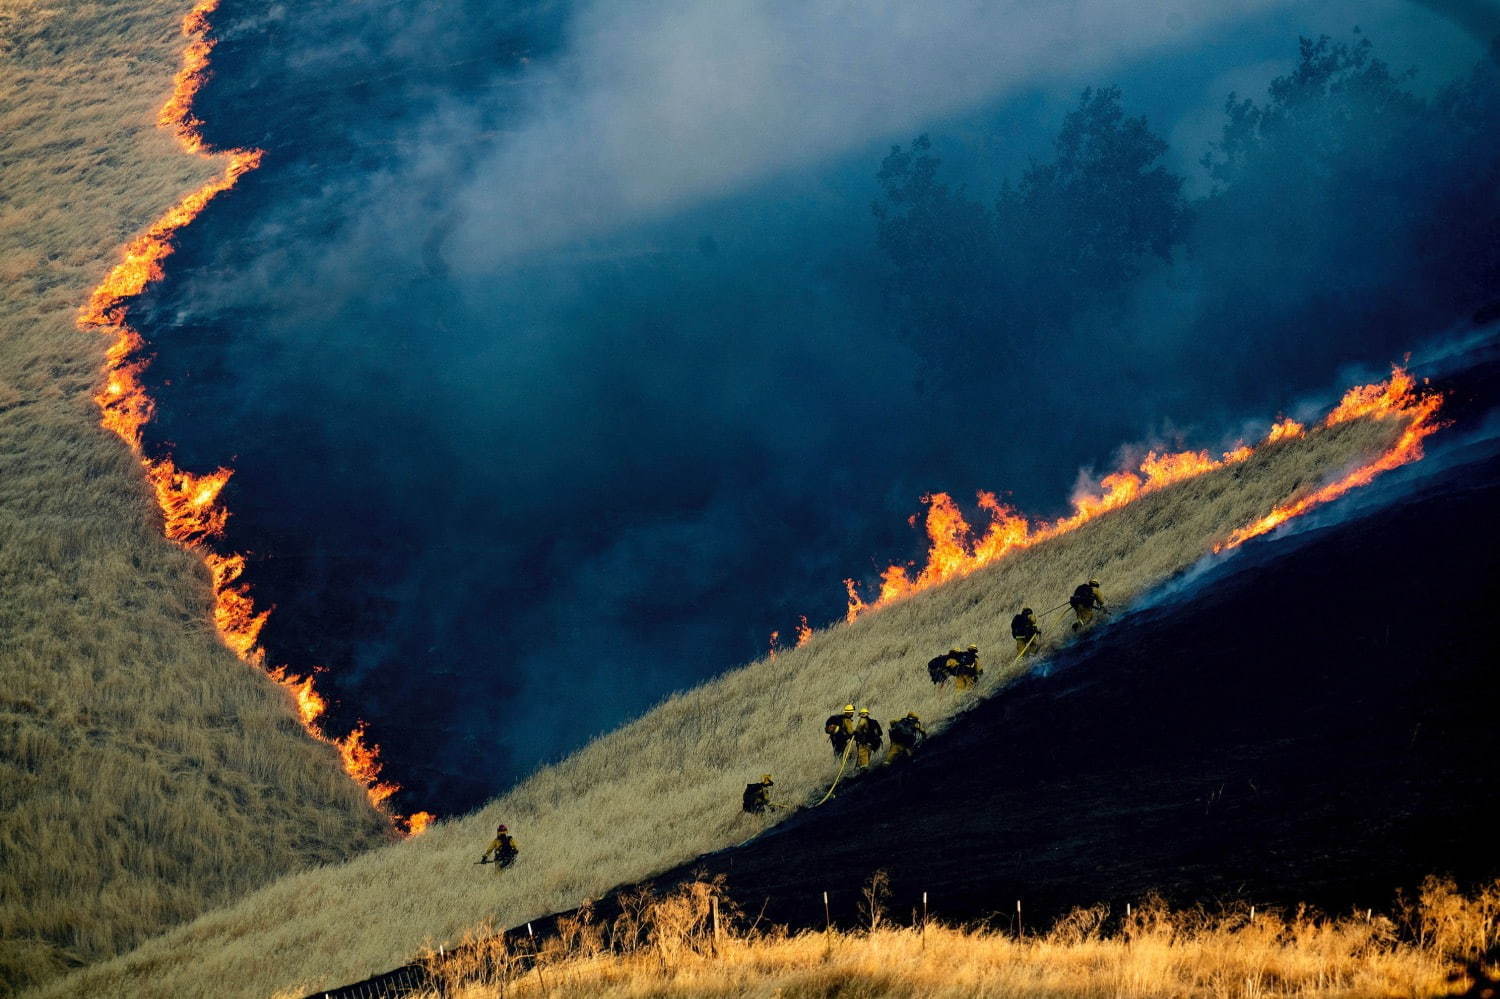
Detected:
[
  {"left": 28, "top": 386, "right": 1427, "bottom": 998},
  {"left": 0, "top": 4, "right": 391, "bottom": 993}
]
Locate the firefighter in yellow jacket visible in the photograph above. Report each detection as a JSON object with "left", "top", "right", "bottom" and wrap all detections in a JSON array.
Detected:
[
  {"left": 1069, "top": 579, "right": 1107, "bottom": 631},
  {"left": 951, "top": 645, "right": 983, "bottom": 690},
  {"left": 1011, "top": 608, "right": 1041, "bottom": 658},
  {"left": 479, "top": 824, "right": 519, "bottom": 872}
]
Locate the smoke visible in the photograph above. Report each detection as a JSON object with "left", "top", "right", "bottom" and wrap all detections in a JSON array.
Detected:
[
  {"left": 132, "top": 0, "right": 1496, "bottom": 814},
  {"left": 431, "top": 0, "right": 1299, "bottom": 262}
]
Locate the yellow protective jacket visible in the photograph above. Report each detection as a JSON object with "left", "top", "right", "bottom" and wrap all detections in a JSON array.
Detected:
[{"left": 483, "top": 834, "right": 519, "bottom": 863}]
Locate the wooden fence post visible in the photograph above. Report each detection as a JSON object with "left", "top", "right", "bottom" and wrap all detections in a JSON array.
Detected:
[
  {"left": 527, "top": 922, "right": 547, "bottom": 995},
  {"left": 711, "top": 894, "right": 721, "bottom": 954}
]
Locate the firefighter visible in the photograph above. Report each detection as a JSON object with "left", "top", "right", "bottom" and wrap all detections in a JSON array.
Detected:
[
  {"left": 951, "top": 645, "right": 983, "bottom": 690},
  {"left": 1069, "top": 578, "right": 1107, "bottom": 631},
  {"left": 927, "top": 648, "right": 960, "bottom": 686},
  {"left": 1011, "top": 607, "right": 1041, "bottom": 658},
  {"left": 852, "top": 707, "right": 883, "bottom": 768},
  {"left": 742, "top": 774, "right": 776, "bottom": 814},
  {"left": 887, "top": 712, "right": 927, "bottom": 764},
  {"left": 479, "top": 824, "right": 519, "bottom": 872},
  {"left": 825, "top": 704, "right": 857, "bottom": 758}
]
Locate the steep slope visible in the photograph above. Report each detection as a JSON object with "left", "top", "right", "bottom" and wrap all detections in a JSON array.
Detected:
[
  {"left": 31, "top": 388, "right": 1427, "bottom": 998},
  {"left": 628, "top": 411, "right": 1500, "bottom": 934},
  {"left": 0, "top": 4, "right": 391, "bottom": 993}
]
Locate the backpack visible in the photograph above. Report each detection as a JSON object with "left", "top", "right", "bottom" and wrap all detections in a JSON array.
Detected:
[
  {"left": 951, "top": 649, "right": 979, "bottom": 677},
  {"left": 856, "top": 717, "right": 883, "bottom": 750},
  {"left": 742, "top": 783, "right": 769, "bottom": 814},
  {"left": 927, "top": 654, "right": 951, "bottom": 684},
  {"left": 890, "top": 717, "right": 921, "bottom": 747}
]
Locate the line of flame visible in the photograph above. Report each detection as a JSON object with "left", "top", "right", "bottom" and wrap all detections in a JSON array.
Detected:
[
  {"left": 78, "top": 0, "right": 431, "bottom": 837},
  {"left": 1214, "top": 368, "right": 1442, "bottom": 551},
  {"left": 843, "top": 370, "right": 1437, "bottom": 622}
]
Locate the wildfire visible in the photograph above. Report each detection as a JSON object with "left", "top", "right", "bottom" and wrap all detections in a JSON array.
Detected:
[
  {"left": 78, "top": 0, "right": 428, "bottom": 834},
  {"left": 844, "top": 368, "right": 1441, "bottom": 621},
  {"left": 1215, "top": 368, "right": 1442, "bottom": 550}
]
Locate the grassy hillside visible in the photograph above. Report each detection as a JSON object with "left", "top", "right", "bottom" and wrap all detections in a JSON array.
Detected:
[
  {"left": 31, "top": 410, "right": 1414, "bottom": 999},
  {"left": 0, "top": 3, "right": 391, "bottom": 993}
]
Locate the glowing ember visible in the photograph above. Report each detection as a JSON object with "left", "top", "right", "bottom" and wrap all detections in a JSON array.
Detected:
[
  {"left": 78, "top": 0, "right": 426, "bottom": 833},
  {"left": 844, "top": 368, "right": 1441, "bottom": 621}
]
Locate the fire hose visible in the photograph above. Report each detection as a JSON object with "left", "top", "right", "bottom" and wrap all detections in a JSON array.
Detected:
[{"left": 814, "top": 738, "right": 857, "bottom": 807}]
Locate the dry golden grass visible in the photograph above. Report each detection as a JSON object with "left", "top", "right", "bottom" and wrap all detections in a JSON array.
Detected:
[
  {"left": 407, "top": 876, "right": 1500, "bottom": 999},
  {"left": 30, "top": 414, "right": 1412, "bottom": 999},
  {"left": 0, "top": 4, "right": 390, "bottom": 993}
]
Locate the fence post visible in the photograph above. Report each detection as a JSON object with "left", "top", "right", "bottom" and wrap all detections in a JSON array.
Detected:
[
  {"left": 922, "top": 891, "right": 928, "bottom": 950},
  {"left": 1016, "top": 899, "right": 1022, "bottom": 938},
  {"left": 823, "top": 891, "right": 831, "bottom": 933},
  {"left": 528, "top": 922, "right": 547, "bottom": 995},
  {"left": 712, "top": 894, "right": 721, "bottom": 954}
]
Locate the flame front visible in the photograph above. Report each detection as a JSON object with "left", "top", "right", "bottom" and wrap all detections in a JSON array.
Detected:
[
  {"left": 79, "top": 0, "right": 428, "bottom": 834},
  {"left": 844, "top": 369, "right": 1441, "bottom": 621},
  {"left": 1215, "top": 369, "right": 1441, "bottom": 550}
]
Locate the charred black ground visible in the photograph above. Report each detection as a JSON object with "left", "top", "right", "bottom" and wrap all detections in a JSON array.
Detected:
[{"left": 636, "top": 358, "right": 1500, "bottom": 929}]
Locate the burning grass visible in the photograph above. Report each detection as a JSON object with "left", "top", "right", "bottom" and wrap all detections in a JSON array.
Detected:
[
  {"left": 0, "top": 1, "right": 390, "bottom": 992},
  {"left": 403, "top": 876, "right": 1500, "bottom": 999},
  {"left": 29, "top": 395, "right": 1431, "bottom": 999},
  {"left": 76, "top": 0, "right": 426, "bottom": 831}
]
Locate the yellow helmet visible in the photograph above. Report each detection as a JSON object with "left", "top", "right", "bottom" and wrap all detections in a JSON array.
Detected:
[
  {"left": 966, "top": 645, "right": 978, "bottom": 652},
  {"left": 906, "top": 711, "right": 920, "bottom": 720},
  {"left": 1089, "top": 577, "right": 1100, "bottom": 586},
  {"left": 760, "top": 774, "right": 774, "bottom": 784},
  {"left": 843, "top": 703, "right": 854, "bottom": 713},
  {"left": 859, "top": 707, "right": 870, "bottom": 715}
]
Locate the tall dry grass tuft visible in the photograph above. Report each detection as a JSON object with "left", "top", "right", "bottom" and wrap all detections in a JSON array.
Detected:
[
  {"left": 33, "top": 410, "right": 1424, "bottom": 999},
  {"left": 0, "top": 2, "right": 390, "bottom": 992},
  {"left": 413, "top": 878, "right": 1500, "bottom": 999}
]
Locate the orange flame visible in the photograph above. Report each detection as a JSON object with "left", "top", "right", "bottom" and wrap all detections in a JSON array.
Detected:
[
  {"left": 78, "top": 0, "right": 426, "bottom": 833},
  {"left": 794, "top": 615, "right": 812, "bottom": 648},
  {"left": 844, "top": 369, "right": 1441, "bottom": 621},
  {"left": 1216, "top": 368, "right": 1441, "bottom": 550}
]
